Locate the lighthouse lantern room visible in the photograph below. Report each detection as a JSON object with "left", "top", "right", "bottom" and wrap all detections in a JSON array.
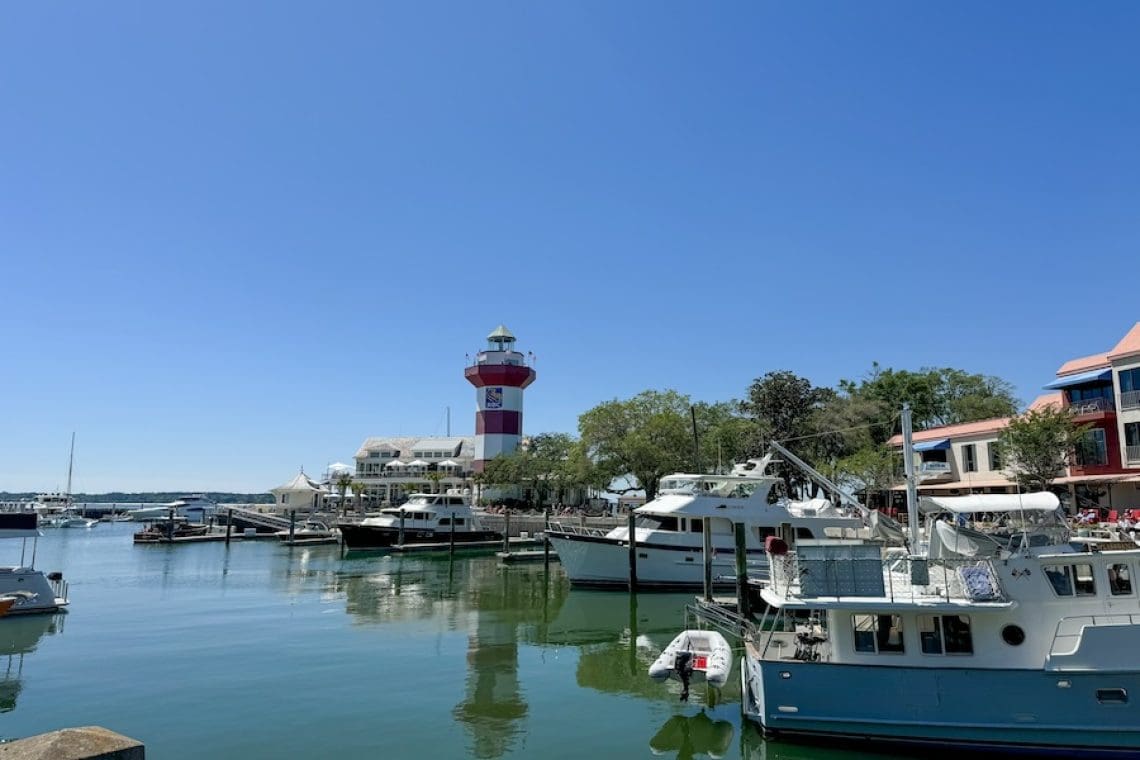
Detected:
[{"left": 464, "top": 325, "right": 536, "bottom": 472}]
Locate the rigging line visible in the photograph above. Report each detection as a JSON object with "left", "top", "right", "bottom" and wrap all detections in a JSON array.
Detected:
[{"left": 773, "top": 415, "right": 900, "bottom": 445}]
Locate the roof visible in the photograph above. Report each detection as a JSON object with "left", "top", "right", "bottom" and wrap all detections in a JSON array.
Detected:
[
  {"left": 355, "top": 436, "right": 474, "bottom": 460},
  {"left": 1109, "top": 323, "right": 1140, "bottom": 361},
  {"left": 1028, "top": 392, "right": 1063, "bottom": 411},
  {"left": 270, "top": 471, "right": 326, "bottom": 494},
  {"left": 410, "top": 437, "right": 466, "bottom": 454},
  {"left": 487, "top": 324, "right": 515, "bottom": 341},
  {"left": 888, "top": 417, "right": 1010, "bottom": 446},
  {"left": 1057, "top": 352, "right": 1111, "bottom": 376}
]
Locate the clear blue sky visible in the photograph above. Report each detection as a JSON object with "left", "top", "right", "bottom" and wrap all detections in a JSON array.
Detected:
[{"left": 3, "top": 2, "right": 1138, "bottom": 493}]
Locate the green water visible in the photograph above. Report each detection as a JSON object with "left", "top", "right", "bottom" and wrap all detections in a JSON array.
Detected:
[{"left": 1, "top": 525, "right": 900, "bottom": 759}]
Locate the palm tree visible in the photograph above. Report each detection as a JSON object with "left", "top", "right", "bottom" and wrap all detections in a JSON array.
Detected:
[
  {"left": 426, "top": 471, "right": 445, "bottom": 495},
  {"left": 350, "top": 480, "right": 367, "bottom": 515},
  {"left": 335, "top": 473, "right": 352, "bottom": 517}
]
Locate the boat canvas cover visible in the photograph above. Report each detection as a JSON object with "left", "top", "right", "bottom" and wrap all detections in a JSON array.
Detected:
[
  {"left": 0, "top": 512, "right": 40, "bottom": 538},
  {"left": 919, "top": 492, "right": 1060, "bottom": 515}
]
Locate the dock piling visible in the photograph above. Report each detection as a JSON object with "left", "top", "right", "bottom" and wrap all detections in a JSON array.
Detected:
[
  {"left": 628, "top": 512, "right": 638, "bottom": 592},
  {"left": 543, "top": 506, "right": 550, "bottom": 571},
  {"left": 734, "top": 522, "right": 750, "bottom": 618},
  {"left": 503, "top": 509, "right": 511, "bottom": 555},
  {"left": 702, "top": 518, "right": 713, "bottom": 602},
  {"left": 398, "top": 511, "right": 405, "bottom": 547},
  {"left": 225, "top": 509, "right": 233, "bottom": 545},
  {"left": 449, "top": 513, "right": 456, "bottom": 556},
  {"left": 288, "top": 510, "right": 296, "bottom": 543}
]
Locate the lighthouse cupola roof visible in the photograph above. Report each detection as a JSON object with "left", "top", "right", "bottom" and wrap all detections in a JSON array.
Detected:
[{"left": 487, "top": 324, "right": 517, "bottom": 352}]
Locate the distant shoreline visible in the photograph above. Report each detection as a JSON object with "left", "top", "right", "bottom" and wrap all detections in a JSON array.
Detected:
[{"left": 0, "top": 492, "right": 274, "bottom": 504}]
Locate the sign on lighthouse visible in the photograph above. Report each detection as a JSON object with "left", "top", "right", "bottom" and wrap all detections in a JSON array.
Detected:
[{"left": 464, "top": 325, "right": 536, "bottom": 472}]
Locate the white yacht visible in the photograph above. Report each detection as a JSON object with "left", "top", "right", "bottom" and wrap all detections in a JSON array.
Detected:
[
  {"left": 127, "top": 494, "right": 216, "bottom": 522},
  {"left": 547, "top": 457, "right": 864, "bottom": 590},
  {"left": 338, "top": 491, "right": 498, "bottom": 550},
  {"left": 0, "top": 513, "right": 70, "bottom": 615},
  {"left": 741, "top": 491, "right": 1140, "bottom": 756}
]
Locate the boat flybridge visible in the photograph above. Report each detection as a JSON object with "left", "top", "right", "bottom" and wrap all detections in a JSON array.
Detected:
[
  {"left": 547, "top": 451, "right": 867, "bottom": 590},
  {"left": 338, "top": 491, "right": 499, "bottom": 550},
  {"left": 0, "top": 513, "right": 69, "bottom": 615},
  {"left": 127, "top": 495, "right": 217, "bottom": 522},
  {"left": 742, "top": 490, "right": 1140, "bottom": 756}
]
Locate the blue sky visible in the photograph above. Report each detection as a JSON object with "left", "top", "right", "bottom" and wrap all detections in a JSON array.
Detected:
[{"left": 2, "top": 2, "right": 1138, "bottom": 492}]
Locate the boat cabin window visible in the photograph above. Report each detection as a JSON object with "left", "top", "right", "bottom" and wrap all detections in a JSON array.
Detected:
[
  {"left": 689, "top": 519, "right": 703, "bottom": 533},
  {"left": 438, "top": 518, "right": 451, "bottom": 526},
  {"left": 796, "top": 527, "right": 814, "bottom": 540},
  {"left": 918, "top": 615, "right": 973, "bottom": 655},
  {"left": 636, "top": 515, "right": 679, "bottom": 532},
  {"left": 446, "top": 497, "right": 465, "bottom": 506},
  {"left": 1044, "top": 564, "right": 1097, "bottom": 597},
  {"left": 454, "top": 518, "right": 465, "bottom": 526},
  {"left": 756, "top": 527, "right": 777, "bottom": 542},
  {"left": 852, "top": 614, "right": 904, "bottom": 654},
  {"left": 1109, "top": 564, "right": 1133, "bottom": 595}
]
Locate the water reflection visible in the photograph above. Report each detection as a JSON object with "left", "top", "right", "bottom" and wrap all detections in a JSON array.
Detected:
[
  {"left": 650, "top": 711, "right": 734, "bottom": 760},
  {"left": 0, "top": 614, "right": 64, "bottom": 713}
]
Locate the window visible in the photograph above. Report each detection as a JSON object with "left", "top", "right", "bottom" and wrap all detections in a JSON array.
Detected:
[
  {"left": 1001, "top": 624, "right": 1026, "bottom": 646},
  {"left": 963, "top": 444, "right": 977, "bottom": 472},
  {"left": 1075, "top": 429, "right": 1108, "bottom": 467},
  {"left": 1045, "top": 564, "right": 1097, "bottom": 597},
  {"left": 438, "top": 518, "right": 451, "bottom": 526},
  {"left": 852, "top": 614, "right": 904, "bottom": 654},
  {"left": 1109, "top": 563, "right": 1133, "bottom": 595},
  {"left": 689, "top": 520, "right": 704, "bottom": 533},
  {"left": 1068, "top": 384, "right": 1112, "bottom": 402},
  {"left": 1125, "top": 423, "right": 1140, "bottom": 448},
  {"left": 796, "top": 527, "right": 815, "bottom": 539},
  {"left": 917, "top": 615, "right": 973, "bottom": 655},
  {"left": 988, "top": 442, "right": 1003, "bottom": 471},
  {"left": 1120, "top": 368, "right": 1140, "bottom": 393}
]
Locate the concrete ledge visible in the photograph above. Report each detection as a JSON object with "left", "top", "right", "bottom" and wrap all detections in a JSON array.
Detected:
[{"left": 0, "top": 726, "right": 144, "bottom": 760}]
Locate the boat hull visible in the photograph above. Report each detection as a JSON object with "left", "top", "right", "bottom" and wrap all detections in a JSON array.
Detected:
[
  {"left": 743, "top": 657, "right": 1140, "bottom": 757},
  {"left": 0, "top": 569, "right": 68, "bottom": 615},
  {"left": 338, "top": 524, "right": 502, "bottom": 550},
  {"left": 547, "top": 531, "right": 766, "bottom": 590}
]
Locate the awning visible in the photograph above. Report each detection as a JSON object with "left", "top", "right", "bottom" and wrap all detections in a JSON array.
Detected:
[
  {"left": 920, "top": 492, "right": 1061, "bottom": 515},
  {"left": 385, "top": 460, "right": 406, "bottom": 468},
  {"left": 1044, "top": 368, "right": 1112, "bottom": 389},
  {"left": 437, "top": 460, "right": 458, "bottom": 467},
  {"left": 892, "top": 477, "right": 1015, "bottom": 491},
  {"left": 408, "top": 459, "right": 429, "bottom": 467},
  {"left": 913, "top": 438, "right": 950, "bottom": 452}
]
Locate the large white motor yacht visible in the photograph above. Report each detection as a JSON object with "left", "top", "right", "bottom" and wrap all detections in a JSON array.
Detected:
[
  {"left": 547, "top": 457, "right": 865, "bottom": 589},
  {"left": 338, "top": 491, "right": 498, "bottom": 550}
]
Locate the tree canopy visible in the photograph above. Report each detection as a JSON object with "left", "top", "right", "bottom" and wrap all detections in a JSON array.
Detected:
[{"left": 1000, "top": 406, "right": 1090, "bottom": 492}]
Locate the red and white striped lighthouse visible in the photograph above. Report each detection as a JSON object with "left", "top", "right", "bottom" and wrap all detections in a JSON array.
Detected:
[{"left": 464, "top": 325, "right": 536, "bottom": 472}]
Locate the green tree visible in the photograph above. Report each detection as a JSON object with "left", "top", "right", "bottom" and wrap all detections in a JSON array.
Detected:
[
  {"left": 426, "top": 471, "right": 445, "bottom": 495},
  {"left": 350, "top": 480, "right": 367, "bottom": 514},
  {"left": 835, "top": 445, "right": 898, "bottom": 499},
  {"left": 578, "top": 390, "right": 693, "bottom": 502},
  {"left": 739, "top": 371, "right": 833, "bottom": 494},
  {"left": 999, "top": 406, "right": 1091, "bottom": 492},
  {"left": 335, "top": 473, "right": 352, "bottom": 517}
]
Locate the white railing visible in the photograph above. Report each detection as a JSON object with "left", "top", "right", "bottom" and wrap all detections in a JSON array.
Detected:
[
  {"left": 1068, "top": 397, "right": 1115, "bottom": 415},
  {"left": 1122, "top": 390, "right": 1140, "bottom": 410},
  {"left": 1049, "top": 614, "right": 1140, "bottom": 657},
  {"left": 547, "top": 522, "right": 611, "bottom": 537},
  {"left": 1127, "top": 445, "right": 1140, "bottom": 463},
  {"left": 769, "top": 553, "right": 1007, "bottom": 605}
]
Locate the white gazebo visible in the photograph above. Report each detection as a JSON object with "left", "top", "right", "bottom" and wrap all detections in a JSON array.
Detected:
[{"left": 270, "top": 470, "right": 327, "bottom": 512}]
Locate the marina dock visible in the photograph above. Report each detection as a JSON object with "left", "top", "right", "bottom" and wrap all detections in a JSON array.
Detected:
[{"left": 384, "top": 536, "right": 544, "bottom": 555}]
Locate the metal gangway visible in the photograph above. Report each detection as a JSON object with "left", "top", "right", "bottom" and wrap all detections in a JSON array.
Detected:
[{"left": 222, "top": 507, "right": 291, "bottom": 533}]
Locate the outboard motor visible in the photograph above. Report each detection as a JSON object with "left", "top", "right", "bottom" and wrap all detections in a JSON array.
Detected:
[{"left": 675, "top": 651, "right": 694, "bottom": 702}]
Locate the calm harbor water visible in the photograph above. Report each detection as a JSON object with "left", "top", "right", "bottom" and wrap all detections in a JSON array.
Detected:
[{"left": 2, "top": 524, "right": 901, "bottom": 759}]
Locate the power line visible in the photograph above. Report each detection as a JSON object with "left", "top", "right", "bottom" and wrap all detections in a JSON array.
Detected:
[{"left": 774, "top": 414, "right": 900, "bottom": 445}]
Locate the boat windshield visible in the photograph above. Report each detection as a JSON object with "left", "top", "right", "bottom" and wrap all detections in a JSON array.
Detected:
[
  {"left": 636, "top": 515, "right": 680, "bottom": 532},
  {"left": 658, "top": 478, "right": 759, "bottom": 498}
]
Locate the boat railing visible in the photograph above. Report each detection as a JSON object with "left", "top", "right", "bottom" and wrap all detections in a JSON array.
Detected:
[
  {"left": 1049, "top": 614, "right": 1140, "bottom": 657},
  {"left": 547, "top": 522, "right": 611, "bottom": 538},
  {"left": 768, "top": 551, "right": 1008, "bottom": 605}
]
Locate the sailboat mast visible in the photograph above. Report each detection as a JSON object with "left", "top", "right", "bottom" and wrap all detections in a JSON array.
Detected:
[
  {"left": 447, "top": 406, "right": 451, "bottom": 437},
  {"left": 66, "top": 432, "right": 76, "bottom": 502}
]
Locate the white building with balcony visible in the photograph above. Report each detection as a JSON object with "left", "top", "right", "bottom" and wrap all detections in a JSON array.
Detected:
[{"left": 353, "top": 436, "right": 475, "bottom": 507}]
